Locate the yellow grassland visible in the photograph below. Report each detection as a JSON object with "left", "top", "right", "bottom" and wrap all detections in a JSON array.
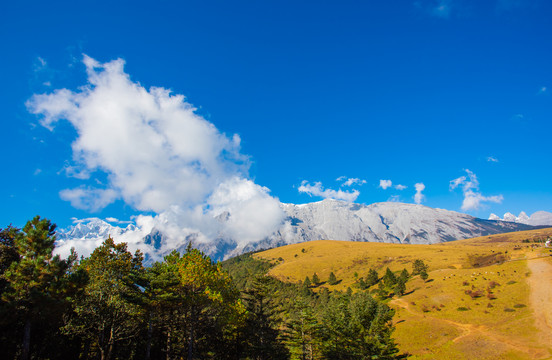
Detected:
[{"left": 254, "top": 227, "right": 552, "bottom": 359}]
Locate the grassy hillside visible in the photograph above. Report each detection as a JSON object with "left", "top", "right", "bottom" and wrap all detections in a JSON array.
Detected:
[{"left": 254, "top": 227, "right": 552, "bottom": 360}]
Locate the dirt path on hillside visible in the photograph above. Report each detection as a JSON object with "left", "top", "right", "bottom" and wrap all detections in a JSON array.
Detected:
[
  {"left": 391, "top": 297, "right": 547, "bottom": 358},
  {"left": 527, "top": 258, "right": 552, "bottom": 349}
]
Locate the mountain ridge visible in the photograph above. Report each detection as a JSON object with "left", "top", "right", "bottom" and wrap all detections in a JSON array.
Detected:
[{"left": 56, "top": 200, "right": 541, "bottom": 261}]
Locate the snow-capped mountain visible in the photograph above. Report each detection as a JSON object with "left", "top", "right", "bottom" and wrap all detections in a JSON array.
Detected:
[
  {"left": 489, "top": 211, "right": 552, "bottom": 226},
  {"left": 233, "top": 200, "right": 534, "bottom": 256},
  {"left": 56, "top": 200, "right": 539, "bottom": 261},
  {"left": 57, "top": 218, "right": 136, "bottom": 240}
]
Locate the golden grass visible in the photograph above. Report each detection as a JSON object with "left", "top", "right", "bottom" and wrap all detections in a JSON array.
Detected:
[{"left": 254, "top": 228, "right": 552, "bottom": 360}]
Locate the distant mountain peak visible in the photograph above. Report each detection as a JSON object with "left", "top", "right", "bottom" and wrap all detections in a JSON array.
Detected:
[{"left": 56, "top": 201, "right": 539, "bottom": 262}]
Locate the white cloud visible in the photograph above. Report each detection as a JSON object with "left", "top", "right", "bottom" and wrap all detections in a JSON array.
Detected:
[
  {"left": 207, "top": 177, "right": 283, "bottom": 247},
  {"left": 298, "top": 181, "right": 360, "bottom": 202},
  {"left": 450, "top": 169, "right": 503, "bottom": 211},
  {"left": 59, "top": 187, "right": 119, "bottom": 212},
  {"left": 379, "top": 179, "right": 393, "bottom": 190},
  {"left": 33, "top": 57, "right": 47, "bottom": 73},
  {"left": 337, "top": 177, "right": 366, "bottom": 187},
  {"left": 537, "top": 86, "right": 547, "bottom": 95},
  {"left": 414, "top": 183, "right": 425, "bottom": 204},
  {"left": 395, "top": 184, "right": 407, "bottom": 190},
  {"left": 486, "top": 156, "right": 499, "bottom": 163},
  {"left": 28, "top": 55, "right": 285, "bottom": 255}
]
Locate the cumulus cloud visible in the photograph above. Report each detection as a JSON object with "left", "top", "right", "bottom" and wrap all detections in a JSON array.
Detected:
[
  {"left": 450, "top": 169, "right": 503, "bottom": 211},
  {"left": 486, "top": 156, "right": 499, "bottom": 163},
  {"left": 298, "top": 181, "right": 360, "bottom": 202},
  {"left": 337, "top": 176, "right": 366, "bottom": 187},
  {"left": 414, "top": 183, "right": 425, "bottom": 204},
  {"left": 60, "top": 187, "right": 119, "bottom": 212},
  {"left": 379, "top": 179, "right": 406, "bottom": 191},
  {"left": 379, "top": 179, "right": 393, "bottom": 190},
  {"left": 28, "top": 55, "right": 285, "bottom": 257},
  {"left": 28, "top": 55, "right": 251, "bottom": 212}
]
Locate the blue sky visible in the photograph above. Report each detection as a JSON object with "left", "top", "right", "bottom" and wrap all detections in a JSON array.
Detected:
[{"left": 1, "top": 0, "right": 551, "bottom": 229}]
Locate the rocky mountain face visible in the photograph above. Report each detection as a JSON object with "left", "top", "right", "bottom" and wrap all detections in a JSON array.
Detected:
[
  {"left": 56, "top": 200, "right": 539, "bottom": 261},
  {"left": 56, "top": 218, "right": 136, "bottom": 241},
  {"left": 489, "top": 211, "right": 552, "bottom": 226}
]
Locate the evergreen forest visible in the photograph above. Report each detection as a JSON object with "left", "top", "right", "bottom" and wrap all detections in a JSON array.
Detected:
[{"left": 0, "top": 216, "right": 406, "bottom": 360}]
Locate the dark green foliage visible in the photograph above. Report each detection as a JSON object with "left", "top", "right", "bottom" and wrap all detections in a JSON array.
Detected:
[
  {"left": 319, "top": 292, "right": 400, "bottom": 359},
  {"left": 328, "top": 271, "right": 338, "bottom": 285},
  {"left": 145, "top": 246, "right": 246, "bottom": 360},
  {"left": 383, "top": 267, "right": 397, "bottom": 288},
  {"left": 63, "top": 237, "right": 145, "bottom": 360},
  {"left": 412, "top": 259, "right": 428, "bottom": 276},
  {"left": 311, "top": 273, "right": 320, "bottom": 286},
  {"left": 286, "top": 297, "right": 320, "bottom": 360},
  {"left": 243, "top": 276, "right": 289, "bottom": 360},
  {"left": 358, "top": 277, "right": 367, "bottom": 290},
  {"left": 372, "top": 268, "right": 410, "bottom": 299},
  {"left": 394, "top": 269, "right": 409, "bottom": 296},
  {"left": 1, "top": 216, "right": 83, "bottom": 360},
  {"left": 346, "top": 287, "right": 353, "bottom": 297},
  {"left": 366, "top": 268, "right": 379, "bottom": 287},
  {"left": 220, "top": 251, "right": 272, "bottom": 289},
  {"left": 420, "top": 269, "right": 429, "bottom": 282},
  {"left": 393, "top": 278, "right": 406, "bottom": 296},
  {"left": 222, "top": 254, "right": 404, "bottom": 359},
  {"left": 399, "top": 268, "right": 409, "bottom": 282},
  {"left": 0, "top": 225, "right": 19, "bottom": 283},
  {"left": 0, "top": 217, "right": 404, "bottom": 360}
]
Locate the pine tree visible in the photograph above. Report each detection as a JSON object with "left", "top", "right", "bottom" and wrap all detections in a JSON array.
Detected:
[
  {"left": 399, "top": 268, "right": 410, "bottom": 282},
  {"left": 176, "top": 244, "right": 245, "bottom": 359},
  {"left": 420, "top": 269, "right": 429, "bottom": 282},
  {"left": 358, "top": 277, "right": 367, "bottom": 290},
  {"left": 346, "top": 287, "right": 354, "bottom": 297},
  {"left": 243, "top": 276, "right": 289, "bottom": 360},
  {"left": 286, "top": 297, "right": 320, "bottom": 360},
  {"left": 328, "top": 271, "right": 338, "bottom": 285},
  {"left": 303, "top": 276, "right": 311, "bottom": 288},
  {"left": 412, "top": 259, "right": 428, "bottom": 276},
  {"left": 311, "top": 273, "right": 320, "bottom": 286},
  {"left": 0, "top": 225, "right": 21, "bottom": 358},
  {"left": 383, "top": 267, "right": 397, "bottom": 288},
  {"left": 393, "top": 277, "right": 406, "bottom": 297},
  {"left": 3, "top": 216, "right": 79, "bottom": 360},
  {"left": 320, "top": 292, "right": 401, "bottom": 359},
  {"left": 366, "top": 268, "right": 379, "bottom": 287},
  {"left": 63, "top": 237, "right": 145, "bottom": 360},
  {"left": 145, "top": 250, "right": 184, "bottom": 359}
]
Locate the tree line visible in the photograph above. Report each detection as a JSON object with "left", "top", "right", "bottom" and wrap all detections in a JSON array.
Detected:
[{"left": 0, "top": 216, "right": 406, "bottom": 359}]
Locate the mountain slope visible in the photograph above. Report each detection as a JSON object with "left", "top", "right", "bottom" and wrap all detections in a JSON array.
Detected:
[
  {"left": 56, "top": 200, "right": 538, "bottom": 260},
  {"left": 272, "top": 200, "right": 533, "bottom": 245},
  {"left": 254, "top": 228, "right": 552, "bottom": 359}
]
